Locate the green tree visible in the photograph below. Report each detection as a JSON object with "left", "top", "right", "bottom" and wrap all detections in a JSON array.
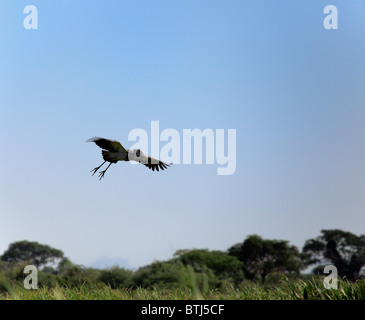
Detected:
[
  {"left": 133, "top": 261, "right": 184, "bottom": 288},
  {"left": 56, "top": 257, "right": 102, "bottom": 286},
  {"left": 228, "top": 235, "right": 303, "bottom": 283},
  {"left": 173, "top": 249, "right": 244, "bottom": 285},
  {"left": 133, "top": 259, "right": 224, "bottom": 292},
  {"left": 98, "top": 266, "right": 134, "bottom": 289},
  {"left": 303, "top": 229, "right": 365, "bottom": 280},
  {"left": 1, "top": 240, "right": 64, "bottom": 268}
]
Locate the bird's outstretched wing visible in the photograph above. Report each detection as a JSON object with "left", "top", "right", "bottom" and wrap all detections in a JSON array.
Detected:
[
  {"left": 86, "top": 137, "right": 127, "bottom": 153},
  {"left": 143, "top": 156, "right": 170, "bottom": 172}
]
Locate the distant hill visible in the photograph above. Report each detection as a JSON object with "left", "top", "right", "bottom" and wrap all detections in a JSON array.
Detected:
[{"left": 89, "top": 256, "right": 133, "bottom": 270}]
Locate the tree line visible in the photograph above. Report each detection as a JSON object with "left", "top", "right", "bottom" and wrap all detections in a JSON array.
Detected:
[{"left": 0, "top": 229, "right": 364, "bottom": 291}]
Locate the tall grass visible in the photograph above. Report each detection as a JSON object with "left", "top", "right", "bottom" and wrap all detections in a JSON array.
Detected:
[{"left": 1, "top": 277, "right": 364, "bottom": 300}]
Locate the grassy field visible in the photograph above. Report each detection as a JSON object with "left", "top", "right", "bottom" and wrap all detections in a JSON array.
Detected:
[{"left": 1, "top": 278, "right": 364, "bottom": 300}]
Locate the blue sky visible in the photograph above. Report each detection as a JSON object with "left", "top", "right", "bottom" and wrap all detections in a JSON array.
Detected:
[{"left": 0, "top": 0, "right": 364, "bottom": 269}]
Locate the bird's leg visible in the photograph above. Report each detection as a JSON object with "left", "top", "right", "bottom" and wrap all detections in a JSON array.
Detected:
[
  {"left": 90, "top": 161, "right": 106, "bottom": 176},
  {"left": 98, "top": 162, "right": 113, "bottom": 180}
]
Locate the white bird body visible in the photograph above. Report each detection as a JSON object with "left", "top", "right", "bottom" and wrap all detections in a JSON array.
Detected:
[{"left": 87, "top": 137, "right": 170, "bottom": 180}]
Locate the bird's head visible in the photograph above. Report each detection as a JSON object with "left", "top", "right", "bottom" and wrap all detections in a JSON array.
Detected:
[{"left": 128, "top": 148, "right": 146, "bottom": 163}]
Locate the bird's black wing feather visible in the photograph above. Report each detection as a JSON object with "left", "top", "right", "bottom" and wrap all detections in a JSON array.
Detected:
[
  {"left": 143, "top": 157, "right": 170, "bottom": 172},
  {"left": 87, "top": 137, "right": 127, "bottom": 153}
]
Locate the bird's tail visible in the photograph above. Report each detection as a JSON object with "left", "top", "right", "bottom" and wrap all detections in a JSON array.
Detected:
[{"left": 102, "top": 150, "right": 116, "bottom": 162}]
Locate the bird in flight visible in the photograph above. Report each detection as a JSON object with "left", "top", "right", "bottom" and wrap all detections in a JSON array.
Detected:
[{"left": 87, "top": 137, "right": 171, "bottom": 180}]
